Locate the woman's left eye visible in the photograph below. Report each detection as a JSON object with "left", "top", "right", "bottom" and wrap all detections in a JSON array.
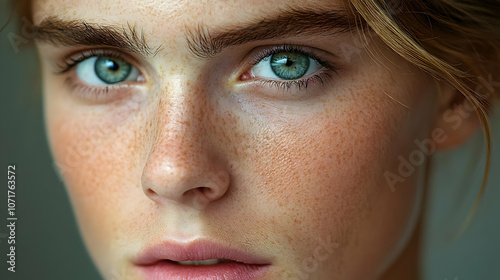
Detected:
[
  {"left": 250, "top": 52, "right": 323, "bottom": 81},
  {"left": 75, "top": 56, "right": 140, "bottom": 85}
]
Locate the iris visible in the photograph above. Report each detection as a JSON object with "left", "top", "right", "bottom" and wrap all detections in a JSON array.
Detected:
[
  {"left": 94, "top": 56, "right": 132, "bottom": 84},
  {"left": 270, "top": 52, "right": 310, "bottom": 80}
]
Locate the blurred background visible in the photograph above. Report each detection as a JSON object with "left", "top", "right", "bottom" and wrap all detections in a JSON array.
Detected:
[
  {"left": 1, "top": 1, "right": 499, "bottom": 279},
  {"left": 0, "top": 1, "right": 102, "bottom": 279}
]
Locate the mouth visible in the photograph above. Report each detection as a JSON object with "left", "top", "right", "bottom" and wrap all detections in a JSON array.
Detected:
[
  {"left": 173, "top": 258, "right": 234, "bottom": 265},
  {"left": 134, "top": 239, "right": 271, "bottom": 280}
]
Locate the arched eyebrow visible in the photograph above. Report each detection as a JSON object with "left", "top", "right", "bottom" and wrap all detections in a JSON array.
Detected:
[
  {"left": 187, "top": 8, "right": 353, "bottom": 59},
  {"left": 33, "top": 8, "right": 354, "bottom": 59}
]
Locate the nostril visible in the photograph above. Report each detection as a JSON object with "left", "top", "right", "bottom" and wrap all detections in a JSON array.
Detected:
[
  {"left": 143, "top": 187, "right": 170, "bottom": 205},
  {"left": 141, "top": 164, "right": 230, "bottom": 207},
  {"left": 145, "top": 189, "right": 156, "bottom": 196},
  {"left": 198, "top": 186, "right": 221, "bottom": 200},
  {"left": 144, "top": 188, "right": 162, "bottom": 202}
]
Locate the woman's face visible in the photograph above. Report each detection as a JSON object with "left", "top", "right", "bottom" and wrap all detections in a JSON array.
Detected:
[{"left": 34, "top": 0, "right": 444, "bottom": 279}]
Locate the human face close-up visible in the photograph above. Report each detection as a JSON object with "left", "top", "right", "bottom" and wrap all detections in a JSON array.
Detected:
[{"left": 33, "top": 0, "right": 464, "bottom": 279}]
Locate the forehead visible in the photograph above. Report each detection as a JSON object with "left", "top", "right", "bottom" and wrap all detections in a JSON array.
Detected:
[{"left": 32, "top": 0, "right": 346, "bottom": 28}]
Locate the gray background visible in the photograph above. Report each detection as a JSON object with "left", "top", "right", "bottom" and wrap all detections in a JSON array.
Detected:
[
  {"left": 1, "top": 1, "right": 499, "bottom": 279},
  {"left": 0, "top": 2, "right": 103, "bottom": 279}
]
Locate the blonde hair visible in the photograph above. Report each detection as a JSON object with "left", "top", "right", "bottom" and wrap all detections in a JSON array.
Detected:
[{"left": 345, "top": 0, "right": 500, "bottom": 233}]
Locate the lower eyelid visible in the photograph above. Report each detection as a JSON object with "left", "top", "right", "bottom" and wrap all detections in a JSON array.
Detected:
[
  {"left": 248, "top": 72, "right": 334, "bottom": 96},
  {"left": 63, "top": 76, "right": 140, "bottom": 104}
]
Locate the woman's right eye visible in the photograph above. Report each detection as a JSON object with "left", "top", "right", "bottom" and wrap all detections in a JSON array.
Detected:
[{"left": 75, "top": 56, "right": 141, "bottom": 85}]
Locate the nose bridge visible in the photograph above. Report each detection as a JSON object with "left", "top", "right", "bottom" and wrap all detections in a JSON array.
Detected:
[
  {"left": 158, "top": 81, "right": 206, "bottom": 158},
  {"left": 141, "top": 77, "right": 230, "bottom": 208}
]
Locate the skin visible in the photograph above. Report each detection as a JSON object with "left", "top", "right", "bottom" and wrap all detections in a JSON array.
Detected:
[{"left": 33, "top": 0, "right": 479, "bottom": 279}]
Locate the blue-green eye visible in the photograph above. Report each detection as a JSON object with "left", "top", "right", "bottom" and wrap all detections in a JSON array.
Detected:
[
  {"left": 270, "top": 52, "right": 310, "bottom": 80},
  {"left": 75, "top": 56, "right": 140, "bottom": 85},
  {"left": 251, "top": 52, "right": 322, "bottom": 81}
]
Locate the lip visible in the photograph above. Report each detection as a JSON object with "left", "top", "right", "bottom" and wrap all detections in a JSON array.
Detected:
[{"left": 134, "top": 239, "right": 271, "bottom": 280}]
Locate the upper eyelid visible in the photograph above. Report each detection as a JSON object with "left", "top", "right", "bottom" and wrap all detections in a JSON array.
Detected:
[
  {"left": 55, "top": 48, "right": 147, "bottom": 76},
  {"left": 247, "top": 45, "right": 336, "bottom": 70}
]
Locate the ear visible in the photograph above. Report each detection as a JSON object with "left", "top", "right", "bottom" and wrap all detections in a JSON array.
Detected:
[{"left": 431, "top": 82, "right": 481, "bottom": 151}]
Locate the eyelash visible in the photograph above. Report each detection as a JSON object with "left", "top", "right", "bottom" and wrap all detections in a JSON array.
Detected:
[
  {"left": 56, "top": 49, "right": 128, "bottom": 73},
  {"left": 55, "top": 45, "right": 337, "bottom": 101},
  {"left": 248, "top": 45, "right": 339, "bottom": 90},
  {"left": 55, "top": 49, "right": 140, "bottom": 100}
]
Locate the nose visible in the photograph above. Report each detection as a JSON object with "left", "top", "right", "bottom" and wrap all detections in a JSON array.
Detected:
[{"left": 141, "top": 82, "right": 230, "bottom": 210}]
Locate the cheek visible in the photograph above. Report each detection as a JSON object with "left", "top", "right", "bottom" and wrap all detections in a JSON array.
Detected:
[
  {"left": 45, "top": 91, "right": 154, "bottom": 269},
  {"left": 228, "top": 80, "right": 435, "bottom": 277}
]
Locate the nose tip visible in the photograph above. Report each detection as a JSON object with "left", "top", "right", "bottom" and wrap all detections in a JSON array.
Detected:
[{"left": 141, "top": 161, "right": 230, "bottom": 210}]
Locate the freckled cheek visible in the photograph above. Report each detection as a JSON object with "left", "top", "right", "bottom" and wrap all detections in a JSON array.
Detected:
[
  {"left": 236, "top": 95, "right": 427, "bottom": 263},
  {"left": 230, "top": 118, "right": 369, "bottom": 254},
  {"left": 47, "top": 108, "right": 150, "bottom": 258}
]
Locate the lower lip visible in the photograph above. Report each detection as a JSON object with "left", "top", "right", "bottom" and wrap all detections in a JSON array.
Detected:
[{"left": 138, "top": 261, "right": 270, "bottom": 280}]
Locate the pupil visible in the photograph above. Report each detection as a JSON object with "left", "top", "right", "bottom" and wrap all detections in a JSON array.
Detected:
[
  {"left": 104, "top": 60, "right": 119, "bottom": 72},
  {"left": 285, "top": 59, "right": 294, "bottom": 67}
]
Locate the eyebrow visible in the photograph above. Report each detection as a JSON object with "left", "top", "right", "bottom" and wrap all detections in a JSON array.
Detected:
[
  {"left": 187, "top": 8, "right": 353, "bottom": 59},
  {"left": 34, "top": 17, "right": 159, "bottom": 57},
  {"left": 34, "top": 8, "right": 354, "bottom": 59}
]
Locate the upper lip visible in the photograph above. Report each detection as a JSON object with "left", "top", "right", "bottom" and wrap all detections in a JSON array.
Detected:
[{"left": 134, "top": 238, "right": 271, "bottom": 266}]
